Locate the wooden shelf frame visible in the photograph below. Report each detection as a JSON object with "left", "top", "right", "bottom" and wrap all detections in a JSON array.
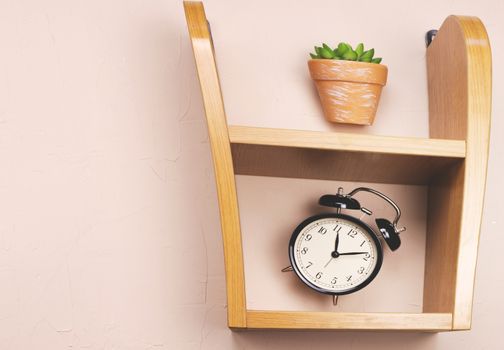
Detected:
[{"left": 183, "top": 1, "right": 491, "bottom": 331}]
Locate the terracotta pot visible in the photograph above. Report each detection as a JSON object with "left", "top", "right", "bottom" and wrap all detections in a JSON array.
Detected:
[{"left": 308, "top": 59, "right": 388, "bottom": 125}]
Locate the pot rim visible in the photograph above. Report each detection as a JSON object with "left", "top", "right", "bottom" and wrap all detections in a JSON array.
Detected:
[{"left": 308, "top": 59, "right": 388, "bottom": 85}]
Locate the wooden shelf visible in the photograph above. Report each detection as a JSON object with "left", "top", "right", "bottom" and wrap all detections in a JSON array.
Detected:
[
  {"left": 184, "top": 1, "right": 492, "bottom": 332},
  {"left": 245, "top": 311, "right": 453, "bottom": 331},
  {"left": 229, "top": 125, "right": 466, "bottom": 158},
  {"left": 230, "top": 125, "right": 465, "bottom": 185}
]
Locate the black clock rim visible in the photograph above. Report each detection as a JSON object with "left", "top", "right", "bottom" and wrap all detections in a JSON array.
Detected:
[{"left": 288, "top": 213, "right": 384, "bottom": 296}]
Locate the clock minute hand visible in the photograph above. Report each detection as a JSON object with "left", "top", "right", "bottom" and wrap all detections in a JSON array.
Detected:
[
  {"left": 334, "top": 232, "right": 340, "bottom": 253},
  {"left": 338, "top": 252, "right": 368, "bottom": 256}
]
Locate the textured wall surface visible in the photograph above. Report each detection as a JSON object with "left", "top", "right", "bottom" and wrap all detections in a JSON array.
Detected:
[{"left": 0, "top": 0, "right": 503, "bottom": 349}]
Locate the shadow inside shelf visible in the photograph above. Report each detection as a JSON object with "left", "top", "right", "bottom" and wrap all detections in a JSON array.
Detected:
[{"left": 231, "top": 143, "right": 464, "bottom": 185}]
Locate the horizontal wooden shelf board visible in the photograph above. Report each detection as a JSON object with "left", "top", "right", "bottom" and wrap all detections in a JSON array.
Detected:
[
  {"left": 229, "top": 125, "right": 466, "bottom": 158},
  {"left": 245, "top": 311, "right": 453, "bottom": 331}
]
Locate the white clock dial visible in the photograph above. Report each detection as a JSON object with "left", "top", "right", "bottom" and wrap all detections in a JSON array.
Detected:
[{"left": 291, "top": 215, "right": 382, "bottom": 295}]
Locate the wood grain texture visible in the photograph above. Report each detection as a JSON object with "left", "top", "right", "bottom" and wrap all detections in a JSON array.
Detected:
[
  {"left": 183, "top": 1, "right": 247, "bottom": 328},
  {"left": 232, "top": 143, "right": 463, "bottom": 185},
  {"left": 423, "top": 162, "right": 464, "bottom": 314},
  {"left": 229, "top": 125, "right": 466, "bottom": 158},
  {"left": 246, "top": 311, "right": 453, "bottom": 331},
  {"left": 425, "top": 16, "right": 491, "bottom": 330}
]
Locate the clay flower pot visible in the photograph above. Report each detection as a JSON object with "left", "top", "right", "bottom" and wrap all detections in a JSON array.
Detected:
[{"left": 308, "top": 59, "right": 388, "bottom": 125}]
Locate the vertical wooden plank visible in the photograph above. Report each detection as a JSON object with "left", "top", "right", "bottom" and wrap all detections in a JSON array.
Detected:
[
  {"left": 424, "top": 162, "right": 464, "bottom": 315},
  {"left": 425, "top": 16, "right": 491, "bottom": 330},
  {"left": 423, "top": 15, "right": 467, "bottom": 322},
  {"left": 453, "top": 16, "right": 492, "bottom": 330},
  {"left": 183, "top": 1, "right": 247, "bottom": 328}
]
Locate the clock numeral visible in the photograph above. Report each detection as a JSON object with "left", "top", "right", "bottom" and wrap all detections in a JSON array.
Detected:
[
  {"left": 360, "top": 240, "right": 366, "bottom": 247},
  {"left": 301, "top": 247, "right": 308, "bottom": 255},
  {"left": 306, "top": 261, "right": 313, "bottom": 269},
  {"left": 347, "top": 229, "right": 357, "bottom": 238},
  {"left": 333, "top": 225, "right": 342, "bottom": 233},
  {"left": 363, "top": 253, "right": 371, "bottom": 261},
  {"left": 346, "top": 275, "right": 353, "bottom": 282},
  {"left": 358, "top": 267, "right": 365, "bottom": 274},
  {"left": 331, "top": 277, "right": 337, "bottom": 284},
  {"left": 316, "top": 272, "right": 323, "bottom": 279},
  {"left": 318, "top": 227, "right": 327, "bottom": 235},
  {"left": 304, "top": 234, "right": 312, "bottom": 241}
]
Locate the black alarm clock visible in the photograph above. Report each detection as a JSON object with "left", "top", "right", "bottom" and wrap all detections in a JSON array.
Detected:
[{"left": 282, "top": 187, "right": 406, "bottom": 305}]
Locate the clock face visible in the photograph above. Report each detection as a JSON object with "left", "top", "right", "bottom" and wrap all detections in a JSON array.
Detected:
[{"left": 289, "top": 214, "right": 383, "bottom": 295}]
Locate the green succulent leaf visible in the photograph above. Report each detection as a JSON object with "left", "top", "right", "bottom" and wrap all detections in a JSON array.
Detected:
[
  {"left": 360, "top": 57, "right": 372, "bottom": 62},
  {"left": 342, "top": 50, "right": 358, "bottom": 61},
  {"left": 322, "top": 43, "right": 334, "bottom": 53},
  {"left": 355, "top": 43, "right": 364, "bottom": 57},
  {"left": 371, "top": 57, "right": 382, "bottom": 64},
  {"left": 320, "top": 46, "right": 335, "bottom": 59},
  {"left": 314, "top": 46, "right": 322, "bottom": 56},
  {"left": 310, "top": 53, "right": 319, "bottom": 59},
  {"left": 360, "top": 48, "right": 375, "bottom": 60},
  {"left": 335, "top": 42, "right": 350, "bottom": 56}
]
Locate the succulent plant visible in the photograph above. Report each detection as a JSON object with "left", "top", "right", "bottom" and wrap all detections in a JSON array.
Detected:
[{"left": 310, "top": 42, "right": 382, "bottom": 64}]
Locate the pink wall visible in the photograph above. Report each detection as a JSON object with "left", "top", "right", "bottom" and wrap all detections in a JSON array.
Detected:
[{"left": 0, "top": 0, "right": 503, "bottom": 349}]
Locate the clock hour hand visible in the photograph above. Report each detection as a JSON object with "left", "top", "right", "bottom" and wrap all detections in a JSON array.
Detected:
[
  {"left": 328, "top": 233, "right": 341, "bottom": 261},
  {"left": 338, "top": 251, "right": 368, "bottom": 256}
]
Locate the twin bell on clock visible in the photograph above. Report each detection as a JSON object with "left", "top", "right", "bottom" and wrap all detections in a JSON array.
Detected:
[{"left": 282, "top": 186, "right": 406, "bottom": 305}]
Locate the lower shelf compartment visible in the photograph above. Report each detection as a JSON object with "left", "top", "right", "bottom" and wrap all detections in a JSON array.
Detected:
[
  {"left": 245, "top": 311, "right": 453, "bottom": 331},
  {"left": 237, "top": 176, "right": 427, "bottom": 314}
]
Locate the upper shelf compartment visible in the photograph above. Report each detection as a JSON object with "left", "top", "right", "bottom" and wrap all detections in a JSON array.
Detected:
[{"left": 230, "top": 125, "right": 465, "bottom": 185}]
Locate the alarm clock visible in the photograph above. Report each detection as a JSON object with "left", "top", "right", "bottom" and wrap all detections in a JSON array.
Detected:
[{"left": 282, "top": 187, "right": 406, "bottom": 305}]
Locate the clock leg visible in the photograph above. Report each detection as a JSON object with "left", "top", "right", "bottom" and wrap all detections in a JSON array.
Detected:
[
  {"left": 333, "top": 295, "right": 339, "bottom": 306},
  {"left": 281, "top": 266, "right": 293, "bottom": 272}
]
